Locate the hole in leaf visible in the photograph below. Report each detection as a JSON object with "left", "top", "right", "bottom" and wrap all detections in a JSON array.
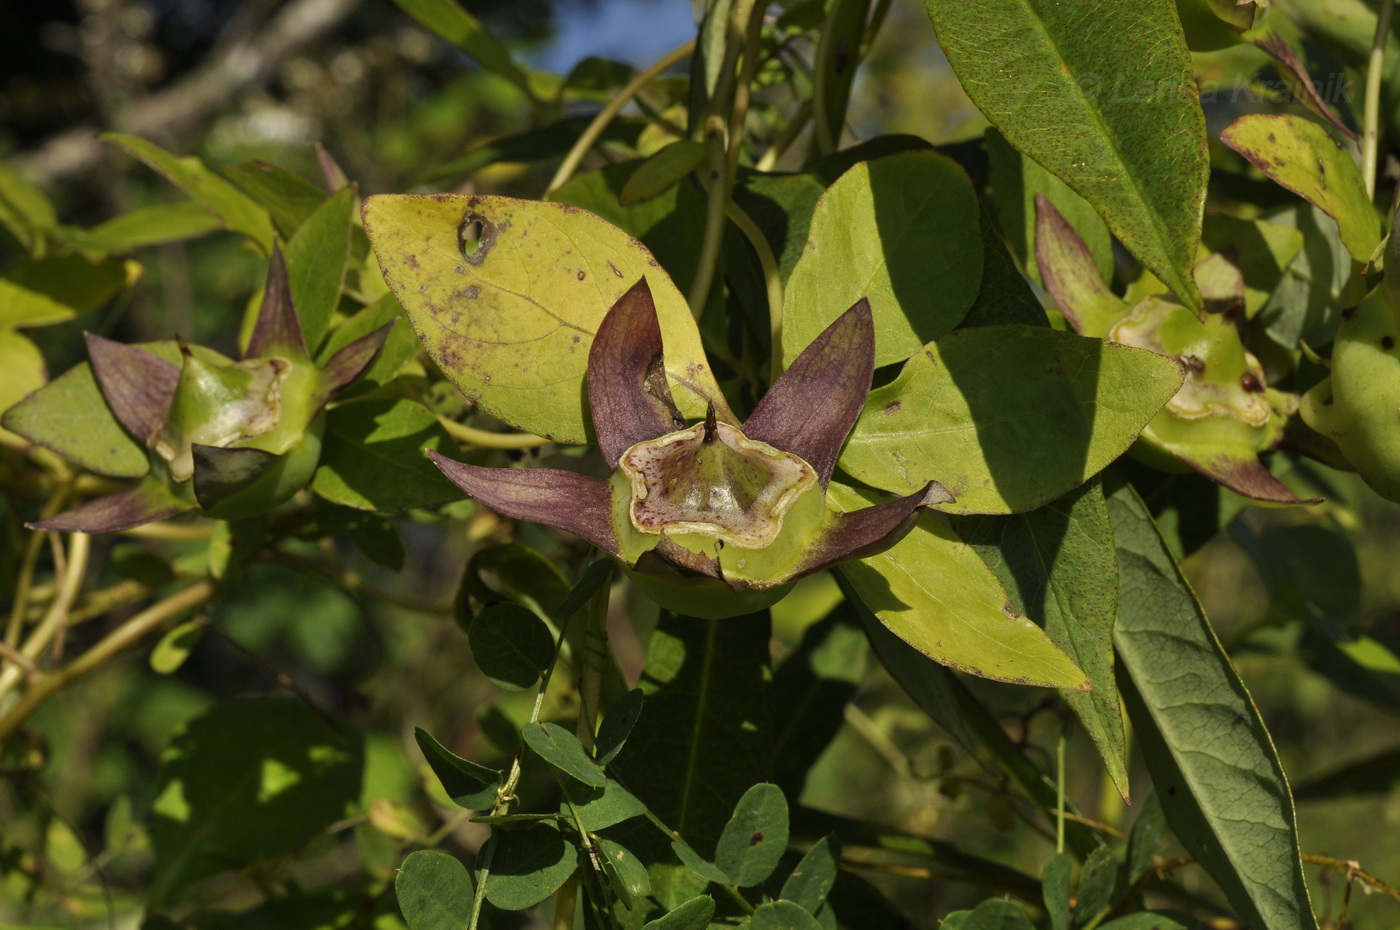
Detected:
[{"left": 458, "top": 211, "right": 498, "bottom": 266}]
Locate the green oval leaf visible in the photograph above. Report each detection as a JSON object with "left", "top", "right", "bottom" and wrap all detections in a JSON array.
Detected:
[
  {"left": 563, "top": 778, "right": 648, "bottom": 831},
  {"left": 521, "top": 722, "right": 607, "bottom": 787},
  {"left": 841, "top": 325, "right": 1185, "bottom": 514},
  {"left": 484, "top": 822, "right": 579, "bottom": 910},
  {"left": 1109, "top": 485, "right": 1319, "bottom": 930},
  {"left": 414, "top": 727, "right": 502, "bottom": 810},
  {"left": 832, "top": 482, "right": 1089, "bottom": 691},
  {"left": 715, "top": 783, "right": 789, "bottom": 887},
  {"left": 104, "top": 133, "right": 275, "bottom": 252},
  {"left": 594, "top": 687, "right": 644, "bottom": 766},
  {"left": 286, "top": 187, "right": 353, "bottom": 349},
  {"left": 1221, "top": 114, "right": 1379, "bottom": 263},
  {"left": 149, "top": 618, "right": 207, "bottom": 675},
  {"left": 925, "top": 0, "right": 1207, "bottom": 309},
  {"left": 396, "top": 849, "right": 476, "bottom": 930},
  {"left": 595, "top": 836, "right": 651, "bottom": 906},
  {"left": 749, "top": 899, "right": 825, "bottom": 930},
  {"left": 782, "top": 150, "right": 982, "bottom": 369},
  {"left": 642, "top": 895, "right": 716, "bottom": 930},
  {"left": 780, "top": 834, "right": 840, "bottom": 914},
  {"left": 362, "top": 193, "right": 731, "bottom": 443},
  {"left": 310, "top": 398, "right": 459, "bottom": 512},
  {"left": 622, "top": 141, "right": 707, "bottom": 205},
  {"left": 468, "top": 602, "right": 555, "bottom": 692}
]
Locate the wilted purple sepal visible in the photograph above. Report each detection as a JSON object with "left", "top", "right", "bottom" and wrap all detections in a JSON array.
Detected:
[
  {"left": 191, "top": 444, "right": 279, "bottom": 510},
  {"left": 427, "top": 450, "right": 620, "bottom": 556},
  {"left": 245, "top": 241, "right": 310, "bottom": 361},
  {"left": 314, "top": 321, "right": 397, "bottom": 407},
  {"left": 1035, "top": 194, "right": 1125, "bottom": 334},
  {"left": 29, "top": 476, "right": 192, "bottom": 533},
  {"left": 587, "top": 277, "right": 683, "bottom": 470},
  {"left": 794, "top": 482, "right": 952, "bottom": 579},
  {"left": 744, "top": 298, "right": 874, "bottom": 487},
  {"left": 1177, "top": 450, "right": 1320, "bottom": 505},
  {"left": 86, "top": 334, "right": 179, "bottom": 445},
  {"left": 316, "top": 143, "right": 351, "bottom": 194}
]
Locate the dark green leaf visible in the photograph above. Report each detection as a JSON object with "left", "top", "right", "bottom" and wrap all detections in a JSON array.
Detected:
[
  {"left": 286, "top": 187, "right": 353, "bottom": 349},
  {"left": 959, "top": 201, "right": 1050, "bottom": 329},
  {"left": 1096, "top": 914, "right": 1193, "bottom": 930},
  {"left": 484, "top": 822, "right": 579, "bottom": 910},
  {"left": 595, "top": 688, "right": 644, "bottom": 766},
  {"left": 0, "top": 161, "right": 57, "bottom": 254},
  {"left": 564, "top": 779, "right": 647, "bottom": 831},
  {"left": 417, "top": 117, "right": 646, "bottom": 186},
  {"left": 1109, "top": 485, "right": 1319, "bottom": 930},
  {"left": 748, "top": 899, "right": 824, "bottom": 930},
  {"left": 772, "top": 609, "right": 866, "bottom": 798},
  {"left": 311, "top": 398, "right": 458, "bottom": 511},
  {"left": 925, "top": 0, "right": 1208, "bottom": 308},
  {"left": 960, "top": 898, "right": 1036, "bottom": 930},
  {"left": 0, "top": 254, "right": 133, "bottom": 328},
  {"left": 612, "top": 614, "right": 773, "bottom": 856},
  {"left": 670, "top": 841, "right": 732, "bottom": 885},
  {"left": 76, "top": 201, "right": 223, "bottom": 255},
  {"left": 783, "top": 150, "right": 982, "bottom": 369},
  {"left": 224, "top": 160, "right": 328, "bottom": 240},
  {"left": 459, "top": 543, "right": 571, "bottom": 627},
  {"left": 414, "top": 727, "right": 502, "bottom": 810},
  {"left": 622, "top": 141, "right": 706, "bottom": 205},
  {"left": 780, "top": 835, "right": 840, "bottom": 914},
  {"left": 1074, "top": 846, "right": 1118, "bottom": 923},
  {"left": 396, "top": 849, "right": 475, "bottom": 929},
  {"left": 1042, "top": 852, "right": 1071, "bottom": 930},
  {"left": 389, "top": 0, "right": 537, "bottom": 99},
  {"left": 552, "top": 558, "right": 618, "bottom": 624},
  {"left": 150, "top": 700, "right": 361, "bottom": 907},
  {"left": 595, "top": 837, "right": 651, "bottom": 907},
  {"left": 522, "top": 722, "right": 607, "bottom": 787},
  {"left": 715, "top": 783, "right": 789, "bottom": 887},
  {"left": 105, "top": 133, "right": 274, "bottom": 251},
  {"left": 1123, "top": 790, "right": 1166, "bottom": 884},
  {"left": 468, "top": 602, "right": 555, "bottom": 692},
  {"left": 641, "top": 895, "right": 715, "bottom": 930},
  {"left": 952, "top": 480, "right": 1127, "bottom": 798}
]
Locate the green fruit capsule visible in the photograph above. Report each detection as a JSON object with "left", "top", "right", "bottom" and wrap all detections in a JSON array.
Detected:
[{"left": 1302, "top": 287, "right": 1400, "bottom": 501}]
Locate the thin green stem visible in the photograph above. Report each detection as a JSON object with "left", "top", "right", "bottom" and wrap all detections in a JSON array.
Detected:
[
  {"left": 575, "top": 563, "right": 614, "bottom": 751},
  {"left": 754, "top": 98, "right": 811, "bottom": 172},
  {"left": 0, "top": 532, "right": 89, "bottom": 707},
  {"left": 1055, "top": 733, "right": 1066, "bottom": 855},
  {"left": 1364, "top": 0, "right": 1395, "bottom": 200},
  {"left": 438, "top": 415, "right": 553, "bottom": 450},
  {"left": 5, "top": 487, "right": 73, "bottom": 650},
  {"left": 688, "top": 115, "right": 731, "bottom": 317},
  {"left": 545, "top": 40, "right": 696, "bottom": 197},
  {"left": 0, "top": 579, "right": 215, "bottom": 742}
]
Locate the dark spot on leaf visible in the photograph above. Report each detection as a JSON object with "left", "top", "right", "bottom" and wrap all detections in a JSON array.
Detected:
[
  {"left": 1317, "top": 158, "right": 1327, "bottom": 190},
  {"left": 1267, "top": 132, "right": 1277, "bottom": 143},
  {"left": 561, "top": 204, "right": 579, "bottom": 213},
  {"left": 1182, "top": 354, "right": 1205, "bottom": 373},
  {"left": 577, "top": 270, "right": 586, "bottom": 281},
  {"left": 1384, "top": 336, "right": 1396, "bottom": 350},
  {"left": 748, "top": 831, "right": 764, "bottom": 846},
  {"left": 458, "top": 211, "right": 498, "bottom": 266},
  {"left": 464, "top": 286, "right": 480, "bottom": 299},
  {"left": 1240, "top": 372, "right": 1263, "bottom": 393},
  {"left": 884, "top": 400, "right": 902, "bottom": 415},
  {"left": 608, "top": 261, "right": 624, "bottom": 278}
]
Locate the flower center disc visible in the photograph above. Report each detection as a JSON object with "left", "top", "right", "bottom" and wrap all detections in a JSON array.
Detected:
[{"left": 618, "top": 419, "right": 817, "bottom": 549}]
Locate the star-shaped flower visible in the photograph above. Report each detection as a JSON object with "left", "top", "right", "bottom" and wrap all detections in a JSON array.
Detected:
[
  {"left": 428, "top": 277, "right": 949, "bottom": 619},
  {"left": 30, "top": 243, "right": 395, "bottom": 532}
]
